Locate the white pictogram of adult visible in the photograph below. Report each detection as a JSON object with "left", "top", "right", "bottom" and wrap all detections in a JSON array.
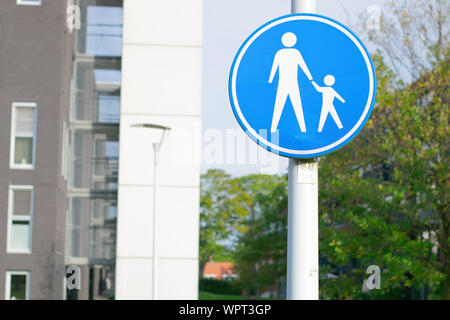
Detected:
[
  {"left": 312, "top": 75, "right": 346, "bottom": 132},
  {"left": 268, "top": 32, "right": 313, "bottom": 133}
]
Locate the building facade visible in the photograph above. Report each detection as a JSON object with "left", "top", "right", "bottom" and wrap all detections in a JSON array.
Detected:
[
  {"left": 0, "top": 0, "right": 201, "bottom": 300},
  {"left": 0, "top": 0, "right": 72, "bottom": 300},
  {"left": 115, "top": 0, "right": 202, "bottom": 300}
]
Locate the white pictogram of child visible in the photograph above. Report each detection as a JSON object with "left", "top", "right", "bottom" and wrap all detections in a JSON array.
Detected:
[{"left": 311, "top": 75, "right": 346, "bottom": 132}]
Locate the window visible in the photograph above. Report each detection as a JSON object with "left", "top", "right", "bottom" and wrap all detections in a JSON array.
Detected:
[
  {"left": 7, "top": 186, "right": 34, "bottom": 253},
  {"left": 17, "top": 0, "right": 42, "bottom": 6},
  {"left": 97, "top": 94, "right": 120, "bottom": 123},
  {"left": 5, "top": 271, "right": 30, "bottom": 300},
  {"left": 10, "top": 102, "right": 37, "bottom": 169},
  {"left": 84, "top": 6, "right": 123, "bottom": 56},
  {"left": 222, "top": 274, "right": 238, "bottom": 280}
]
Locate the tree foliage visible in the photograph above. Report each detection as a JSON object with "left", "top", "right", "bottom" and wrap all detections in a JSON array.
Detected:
[
  {"left": 200, "top": 171, "right": 288, "bottom": 297},
  {"left": 318, "top": 48, "right": 448, "bottom": 298},
  {"left": 233, "top": 174, "right": 288, "bottom": 297},
  {"left": 199, "top": 169, "right": 251, "bottom": 270}
]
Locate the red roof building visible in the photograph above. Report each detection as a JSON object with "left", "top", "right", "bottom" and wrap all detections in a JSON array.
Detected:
[{"left": 203, "top": 257, "right": 237, "bottom": 280}]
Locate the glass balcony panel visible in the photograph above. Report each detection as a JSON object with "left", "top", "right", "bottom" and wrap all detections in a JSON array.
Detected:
[{"left": 76, "top": 5, "right": 123, "bottom": 57}]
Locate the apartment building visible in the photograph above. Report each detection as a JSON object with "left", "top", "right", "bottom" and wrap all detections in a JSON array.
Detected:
[{"left": 0, "top": 0, "right": 201, "bottom": 300}]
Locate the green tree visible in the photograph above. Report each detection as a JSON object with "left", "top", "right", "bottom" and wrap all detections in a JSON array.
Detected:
[
  {"left": 319, "top": 55, "right": 448, "bottom": 299},
  {"left": 319, "top": 0, "right": 449, "bottom": 298},
  {"left": 234, "top": 174, "right": 288, "bottom": 298},
  {"left": 199, "top": 170, "right": 251, "bottom": 272}
]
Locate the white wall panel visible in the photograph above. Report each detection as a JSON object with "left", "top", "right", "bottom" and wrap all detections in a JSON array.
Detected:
[
  {"left": 123, "top": 0, "right": 202, "bottom": 46},
  {"left": 116, "top": 186, "right": 154, "bottom": 258},
  {"left": 158, "top": 258, "right": 199, "bottom": 300},
  {"left": 116, "top": 0, "right": 202, "bottom": 300},
  {"left": 116, "top": 185, "right": 199, "bottom": 259},
  {"left": 118, "top": 114, "right": 201, "bottom": 187},
  {"left": 115, "top": 258, "right": 153, "bottom": 300},
  {"left": 158, "top": 187, "right": 200, "bottom": 258},
  {"left": 121, "top": 45, "right": 202, "bottom": 116}
]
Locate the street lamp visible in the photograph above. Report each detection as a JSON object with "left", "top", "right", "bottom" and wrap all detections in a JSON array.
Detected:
[{"left": 131, "top": 123, "right": 171, "bottom": 300}]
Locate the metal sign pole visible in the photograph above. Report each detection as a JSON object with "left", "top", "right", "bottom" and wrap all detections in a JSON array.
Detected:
[
  {"left": 287, "top": 0, "right": 319, "bottom": 300},
  {"left": 152, "top": 143, "right": 160, "bottom": 300}
]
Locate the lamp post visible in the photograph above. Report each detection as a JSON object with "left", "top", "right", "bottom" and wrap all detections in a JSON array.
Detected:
[{"left": 131, "top": 123, "right": 171, "bottom": 300}]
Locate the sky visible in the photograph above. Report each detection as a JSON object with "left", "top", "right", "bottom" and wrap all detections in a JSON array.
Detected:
[{"left": 201, "top": 0, "right": 388, "bottom": 177}]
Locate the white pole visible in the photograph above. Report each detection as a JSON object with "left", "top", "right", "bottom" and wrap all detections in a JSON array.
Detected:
[
  {"left": 291, "top": 0, "right": 316, "bottom": 13},
  {"left": 152, "top": 143, "right": 160, "bottom": 300},
  {"left": 287, "top": 0, "right": 319, "bottom": 300}
]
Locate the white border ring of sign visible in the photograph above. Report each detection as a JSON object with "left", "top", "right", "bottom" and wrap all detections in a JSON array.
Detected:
[{"left": 229, "top": 14, "right": 377, "bottom": 158}]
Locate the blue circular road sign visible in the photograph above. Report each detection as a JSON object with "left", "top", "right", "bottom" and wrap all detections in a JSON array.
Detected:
[{"left": 229, "top": 14, "right": 377, "bottom": 158}]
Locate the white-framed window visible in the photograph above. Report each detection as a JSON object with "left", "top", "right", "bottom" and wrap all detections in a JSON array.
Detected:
[
  {"left": 17, "top": 0, "right": 42, "bottom": 6},
  {"left": 222, "top": 274, "right": 238, "bottom": 280},
  {"left": 10, "top": 102, "right": 37, "bottom": 170},
  {"left": 7, "top": 185, "right": 34, "bottom": 254},
  {"left": 5, "top": 271, "right": 30, "bottom": 300}
]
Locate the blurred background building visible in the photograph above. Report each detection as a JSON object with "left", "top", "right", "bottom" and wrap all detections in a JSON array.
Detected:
[{"left": 0, "top": 0, "right": 201, "bottom": 300}]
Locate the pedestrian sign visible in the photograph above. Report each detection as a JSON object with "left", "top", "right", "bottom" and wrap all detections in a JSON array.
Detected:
[{"left": 229, "top": 14, "right": 377, "bottom": 158}]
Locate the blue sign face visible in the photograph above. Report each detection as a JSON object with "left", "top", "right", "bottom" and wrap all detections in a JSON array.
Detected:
[{"left": 229, "top": 14, "right": 377, "bottom": 158}]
